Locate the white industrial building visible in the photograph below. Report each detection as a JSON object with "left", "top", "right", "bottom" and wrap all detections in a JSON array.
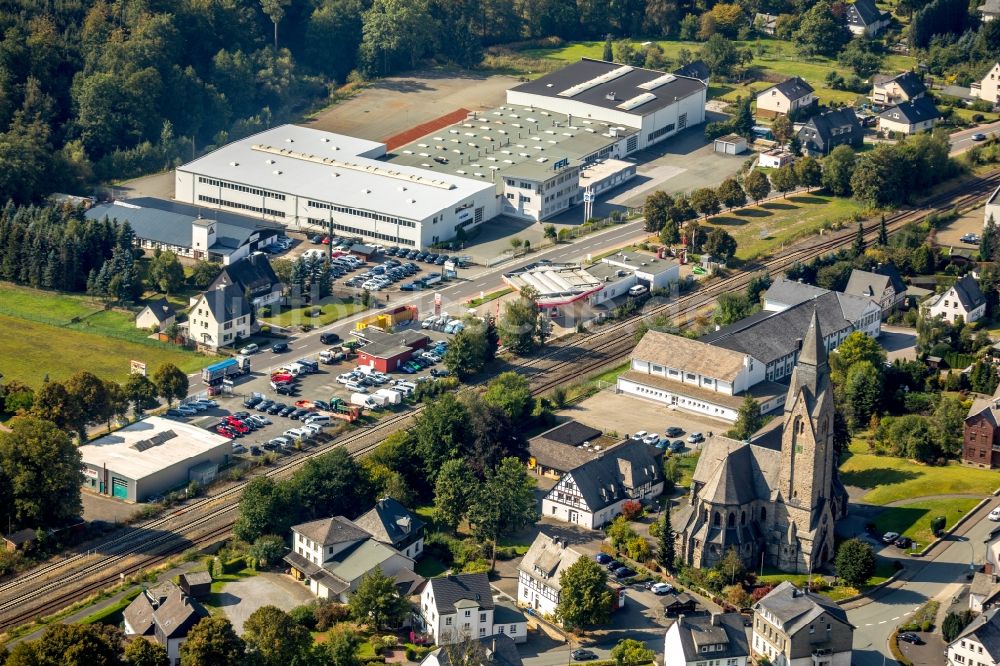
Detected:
[
  {"left": 175, "top": 125, "right": 497, "bottom": 249},
  {"left": 79, "top": 416, "right": 232, "bottom": 502},
  {"left": 506, "top": 59, "right": 707, "bottom": 153}
]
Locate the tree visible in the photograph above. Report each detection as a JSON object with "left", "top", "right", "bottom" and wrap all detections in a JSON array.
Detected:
[
  {"left": 413, "top": 393, "right": 469, "bottom": 483},
  {"left": 732, "top": 394, "right": 763, "bottom": 440},
  {"left": 152, "top": 363, "right": 188, "bottom": 407},
  {"left": 690, "top": 187, "right": 721, "bottom": 218},
  {"left": 704, "top": 228, "right": 737, "bottom": 262},
  {"left": 189, "top": 261, "right": 222, "bottom": 289},
  {"left": 716, "top": 178, "right": 746, "bottom": 210},
  {"left": 319, "top": 627, "right": 361, "bottom": 666},
  {"left": 603, "top": 34, "right": 613, "bottom": 61},
  {"left": 878, "top": 214, "right": 889, "bottom": 245},
  {"left": 467, "top": 457, "right": 539, "bottom": 570},
  {"left": 769, "top": 164, "right": 799, "bottom": 198},
  {"left": 125, "top": 637, "right": 169, "bottom": 666},
  {"left": 743, "top": 170, "right": 770, "bottom": 204},
  {"left": 179, "top": 617, "right": 245, "bottom": 666},
  {"left": 498, "top": 293, "right": 539, "bottom": 355},
  {"left": 31, "top": 381, "right": 82, "bottom": 434},
  {"left": 771, "top": 114, "right": 794, "bottom": 146},
  {"left": 349, "top": 567, "right": 410, "bottom": 629},
  {"left": 852, "top": 221, "right": 865, "bottom": 258},
  {"left": 731, "top": 95, "right": 754, "bottom": 139},
  {"left": 0, "top": 416, "right": 82, "bottom": 530},
  {"left": 714, "top": 292, "right": 756, "bottom": 326},
  {"left": 851, "top": 145, "right": 904, "bottom": 207},
  {"left": 970, "top": 360, "right": 999, "bottom": 394},
  {"left": 124, "top": 373, "right": 158, "bottom": 415},
  {"left": 838, "top": 38, "right": 884, "bottom": 78},
  {"left": 795, "top": 156, "right": 823, "bottom": 189},
  {"left": 434, "top": 458, "right": 475, "bottom": 531},
  {"left": 716, "top": 546, "right": 746, "bottom": 584},
  {"left": 943, "top": 610, "right": 974, "bottom": 642},
  {"left": 483, "top": 371, "right": 533, "bottom": 421},
  {"left": 835, "top": 538, "right": 876, "bottom": 588},
  {"left": 700, "top": 34, "right": 739, "bottom": 78},
  {"left": 234, "top": 476, "right": 296, "bottom": 543},
  {"left": 250, "top": 534, "right": 286, "bottom": 567},
  {"left": 793, "top": 0, "right": 849, "bottom": 57},
  {"left": 148, "top": 251, "right": 185, "bottom": 294},
  {"left": 293, "top": 447, "right": 373, "bottom": 521},
  {"left": 544, "top": 224, "right": 557, "bottom": 241},
  {"left": 261, "top": 0, "right": 291, "bottom": 49},
  {"left": 611, "top": 639, "right": 655, "bottom": 666},
  {"left": 556, "top": 557, "right": 613, "bottom": 630},
  {"left": 822, "top": 145, "right": 857, "bottom": 197},
  {"left": 830, "top": 331, "right": 886, "bottom": 385},
  {"left": 657, "top": 502, "right": 675, "bottom": 570},
  {"left": 444, "top": 325, "right": 489, "bottom": 380},
  {"left": 644, "top": 190, "right": 673, "bottom": 233},
  {"left": 65, "top": 371, "right": 111, "bottom": 437},
  {"left": 932, "top": 395, "right": 967, "bottom": 456},
  {"left": 983, "top": 215, "right": 999, "bottom": 262},
  {"left": 243, "top": 605, "right": 316, "bottom": 666},
  {"left": 843, "top": 361, "right": 881, "bottom": 430},
  {"left": 14, "top": 623, "right": 124, "bottom": 666}
]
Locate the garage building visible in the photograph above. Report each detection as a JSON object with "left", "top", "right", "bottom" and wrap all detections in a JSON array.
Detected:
[
  {"left": 79, "top": 416, "right": 232, "bottom": 502},
  {"left": 353, "top": 326, "right": 430, "bottom": 372}
]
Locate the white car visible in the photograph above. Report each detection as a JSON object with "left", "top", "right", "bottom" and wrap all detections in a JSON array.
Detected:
[
  {"left": 650, "top": 582, "right": 674, "bottom": 595},
  {"left": 642, "top": 433, "right": 660, "bottom": 445},
  {"left": 631, "top": 431, "right": 648, "bottom": 441},
  {"left": 175, "top": 405, "right": 198, "bottom": 416},
  {"left": 240, "top": 343, "right": 260, "bottom": 355},
  {"left": 990, "top": 508, "right": 1000, "bottom": 522},
  {"left": 345, "top": 381, "right": 367, "bottom": 393},
  {"left": 193, "top": 399, "right": 218, "bottom": 408},
  {"left": 336, "top": 373, "right": 355, "bottom": 384}
]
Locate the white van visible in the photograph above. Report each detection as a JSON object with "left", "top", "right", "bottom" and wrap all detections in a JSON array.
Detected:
[
  {"left": 304, "top": 414, "right": 331, "bottom": 426},
  {"left": 394, "top": 380, "right": 417, "bottom": 392},
  {"left": 628, "top": 284, "right": 649, "bottom": 297},
  {"left": 283, "top": 428, "right": 309, "bottom": 440}
]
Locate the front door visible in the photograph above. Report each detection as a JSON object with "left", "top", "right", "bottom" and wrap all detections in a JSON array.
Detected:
[{"left": 569, "top": 510, "right": 578, "bottom": 523}]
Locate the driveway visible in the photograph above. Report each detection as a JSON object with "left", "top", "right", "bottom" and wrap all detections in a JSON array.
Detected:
[
  {"left": 566, "top": 389, "right": 731, "bottom": 442},
  {"left": 218, "top": 572, "right": 315, "bottom": 634},
  {"left": 879, "top": 325, "right": 917, "bottom": 363}
]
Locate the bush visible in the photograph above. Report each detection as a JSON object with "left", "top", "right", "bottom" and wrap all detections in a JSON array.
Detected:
[
  {"left": 621, "top": 500, "right": 644, "bottom": 521},
  {"left": 314, "top": 601, "right": 350, "bottom": 630},
  {"left": 406, "top": 648, "right": 417, "bottom": 661},
  {"left": 289, "top": 603, "right": 318, "bottom": 630},
  {"left": 930, "top": 515, "right": 947, "bottom": 535}
]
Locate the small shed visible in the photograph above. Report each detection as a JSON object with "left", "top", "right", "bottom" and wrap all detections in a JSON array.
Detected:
[
  {"left": 661, "top": 592, "right": 698, "bottom": 616},
  {"left": 714, "top": 133, "right": 748, "bottom": 155},
  {"left": 759, "top": 149, "right": 795, "bottom": 169},
  {"left": 178, "top": 571, "right": 213, "bottom": 599},
  {"left": 349, "top": 243, "right": 379, "bottom": 260},
  {"left": 3, "top": 528, "right": 36, "bottom": 552}
]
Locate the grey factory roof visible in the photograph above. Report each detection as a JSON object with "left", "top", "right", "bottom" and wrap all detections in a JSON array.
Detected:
[
  {"left": 85, "top": 197, "right": 281, "bottom": 253},
  {"left": 755, "top": 581, "right": 850, "bottom": 634},
  {"left": 671, "top": 613, "right": 750, "bottom": 662},
  {"left": 561, "top": 440, "right": 663, "bottom": 512},
  {"left": 386, "top": 104, "right": 635, "bottom": 191},
  {"left": 354, "top": 497, "right": 425, "bottom": 549},
  {"left": 880, "top": 97, "right": 940, "bottom": 124},
  {"left": 427, "top": 573, "right": 495, "bottom": 614},
  {"left": 956, "top": 607, "right": 1000, "bottom": 660},
  {"left": 509, "top": 58, "right": 707, "bottom": 116},
  {"left": 178, "top": 125, "right": 495, "bottom": 222}
]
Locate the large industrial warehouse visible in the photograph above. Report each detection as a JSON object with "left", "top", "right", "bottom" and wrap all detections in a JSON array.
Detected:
[
  {"left": 79, "top": 416, "right": 232, "bottom": 503},
  {"left": 173, "top": 58, "right": 706, "bottom": 244}
]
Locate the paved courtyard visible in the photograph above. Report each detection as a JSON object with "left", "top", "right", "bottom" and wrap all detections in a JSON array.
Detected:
[
  {"left": 219, "top": 572, "right": 315, "bottom": 634},
  {"left": 566, "top": 387, "right": 733, "bottom": 441},
  {"left": 935, "top": 204, "right": 986, "bottom": 248}
]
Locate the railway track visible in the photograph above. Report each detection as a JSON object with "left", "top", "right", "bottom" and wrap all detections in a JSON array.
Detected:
[{"left": 2, "top": 168, "right": 998, "bottom": 636}]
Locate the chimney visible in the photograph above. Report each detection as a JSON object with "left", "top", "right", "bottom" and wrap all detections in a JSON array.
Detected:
[
  {"left": 711, "top": 613, "right": 721, "bottom": 626},
  {"left": 796, "top": 337, "right": 803, "bottom": 351}
]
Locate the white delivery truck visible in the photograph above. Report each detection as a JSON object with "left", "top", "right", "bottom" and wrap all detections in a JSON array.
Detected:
[
  {"left": 375, "top": 388, "right": 402, "bottom": 405},
  {"left": 350, "top": 392, "right": 379, "bottom": 410}
]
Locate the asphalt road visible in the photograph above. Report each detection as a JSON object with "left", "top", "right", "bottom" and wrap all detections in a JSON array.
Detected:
[
  {"left": 848, "top": 498, "right": 999, "bottom": 666},
  {"left": 949, "top": 120, "right": 1000, "bottom": 155}
]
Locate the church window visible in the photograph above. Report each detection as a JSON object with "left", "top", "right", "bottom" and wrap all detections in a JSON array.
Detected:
[
  {"left": 795, "top": 445, "right": 803, "bottom": 454},
  {"left": 713, "top": 512, "right": 721, "bottom": 526},
  {"left": 741, "top": 511, "right": 747, "bottom": 525},
  {"left": 727, "top": 513, "right": 735, "bottom": 528},
  {"left": 760, "top": 507, "right": 766, "bottom": 521}
]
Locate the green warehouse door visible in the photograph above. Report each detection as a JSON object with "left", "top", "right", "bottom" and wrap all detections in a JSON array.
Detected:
[{"left": 112, "top": 478, "right": 128, "bottom": 499}]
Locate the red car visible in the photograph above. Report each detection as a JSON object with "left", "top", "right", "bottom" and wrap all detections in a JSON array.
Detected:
[
  {"left": 271, "top": 373, "right": 295, "bottom": 384},
  {"left": 216, "top": 426, "right": 235, "bottom": 439},
  {"left": 225, "top": 418, "right": 250, "bottom": 434}
]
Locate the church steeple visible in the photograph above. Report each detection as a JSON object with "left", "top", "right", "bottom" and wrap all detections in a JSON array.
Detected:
[{"left": 797, "top": 308, "right": 827, "bottom": 369}]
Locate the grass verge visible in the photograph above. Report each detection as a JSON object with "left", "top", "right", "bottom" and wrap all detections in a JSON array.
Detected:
[
  {"left": 873, "top": 498, "right": 981, "bottom": 547},
  {"left": 469, "top": 288, "right": 513, "bottom": 307},
  {"left": 78, "top": 588, "right": 143, "bottom": 626},
  {"left": 758, "top": 560, "right": 897, "bottom": 601},
  {"left": 261, "top": 298, "right": 367, "bottom": 328}
]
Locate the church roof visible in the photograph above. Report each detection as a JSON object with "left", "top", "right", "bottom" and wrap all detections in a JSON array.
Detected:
[{"left": 692, "top": 436, "right": 781, "bottom": 505}]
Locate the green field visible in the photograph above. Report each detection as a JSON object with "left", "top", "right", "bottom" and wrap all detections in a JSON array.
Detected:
[
  {"left": 261, "top": 297, "right": 367, "bottom": 328},
  {"left": 0, "top": 283, "right": 207, "bottom": 388},
  {"left": 521, "top": 38, "right": 917, "bottom": 108},
  {"left": 703, "top": 193, "right": 867, "bottom": 261},
  {"left": 873, "top": 498, "right": 981, "bottom": 547},
  {"left": 840, "top": 437, "right": 1000, "bottom": 505}
]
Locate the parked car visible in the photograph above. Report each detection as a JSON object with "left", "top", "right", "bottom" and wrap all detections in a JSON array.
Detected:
[
  {"left": 642, "top": 433, "right": 660, "bottom": 445},
  {"left": 430, "top": 368, "right": 450, "bottom": 378},
  {"left": 231, "top": 444, "right": 247, "bottom": 454},
  {"left": 175, "top": 406, "right": 197, "bottom": 416},
  {"left": 665, "top": 426, "right": 684, "bottom": 437},
  {"left": 687, "top": 432, "right": 704, "bottom": 443},
  {"left": 631, "top": 431, "right": 648, "bottom": 441},
  {"left": 595, "top": 553, "right": 613, "bottom": 565},
  {"left": 605, "top": 560, "right": 622, "bottom": 571},
  {"left": 216, "top": 426, "right": 235, "bottom": 439},
  {"left": 990, "top": 507, "right": 1000, "bottom": 521},
  {"left": 193, "top": 399, "right": 218, "bottom": 408},
  {"left": 275, "top": 383, "right": 297, "bottom": 395},
  {"left": 898, "top": 633, "right": 923, "bottom": 645},
  {"left": 271, "top": 342, "right": 290, "bottom": 353},
  {"left": 894, "top": 536, "right": 913, "bottom": 549},
  {"left": 279, "top": 405, "right": 296, "bottom": 417},
  {"left": 571, "top": 650, "right": 598, "bottom": 661},
  {"left": 243, "top": 395, "right": 263, "bottom": 408},
  {"left": 669, "top": 440, "right": 685, "bottom": 452},
  {"left": 650, "top": 582, "right": 674, "bottom": 595},
  {"left": 240, "top": 343, "right": 260, "bottom": 355},
  {"left": 613, "top": 566, "right": 636, "bottom": 580},
  {"left": 266, "top": 402, "right": 286, "bottom": 415},
  {"left": 882, "top": 531, "right": 900, "bottom": 544}
]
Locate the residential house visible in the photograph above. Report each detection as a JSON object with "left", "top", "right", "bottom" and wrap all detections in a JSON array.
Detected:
[
  {"left": 353, "top": 496, "right": 426, "bottom": 560},
  {"left": 878, "top": 98, "right": 941, "bottom": 135},
  {"left": 123, "top": 582, "right": 209, "bottom": 666},
  {"left": 187, "top": 283, "right": 251, "bottom": 350},
  {"left": 756, "top": 78, "right": 817, "bottom": 118},
  {"left": 924, "top": 274, "right": 986, "bottom": 324},
  {"left": 797, "top": 107, "right": 863, "bottom": 156},
  {"left": 972, "top": 63, "right": 1000, "bottom": 108},
  {"left": 752, "top": 582, "right": 854, "bottom": 666},
  {"left": 284, "top": 514, "right": 418, "bottom": 602},
  {"left": 947, "top": 607, "right": 1000, "bottom": 666},
  {"left": 845, "top": 0, "right": 890, "bottom": 36},
  {"left": 759, "top": 149, "right": 795, "bottom": 169},
  {"left": 419, "top": 573, "right": 526, "bottom": 645},
  {"left": 541, "top": 440, "right": 664, "bottom": 529},
  {"left": 970, "top": 571, "right": 1000, "bottom": 613},
  {"left": 673, "top": 60, "right": 711, "bottom": 85},
  {"left": 755, "top": 12, "right": 778, "bottom": 35},
  {"left": 664, "top": 613, "right": 750, "bottom": 666},
  {"left": 661, "top": 592, "right": 699, "bottom": 616},
  {"left": 419, "top": 634, "right": 524, "bottom": 666},
  {"left": 517, "top": 533, "right": 585, "bottom": 617},
  {"left": 136, "top": 298, "right": 177, "bottom": 332},
  {"left": 528, "top": 420, "right": 611, "bottom": 479},
  {"left": 986, "top": 185, "right": 1000, "bottom": 228},
  {"left": 844, "top": 266, "right": 907, "bottom": 317},
  {"left": 872, "top": 72, "right": 927, "bottom": 106},
  {"left": 978, "top": 0, "right": 1000, "bottom": 22},
  {"left": 963, "top": 390, "right": 1000, "bottom": 468},
  {"left": 207, "top": 252, "right": 283, "bottom": 309}
]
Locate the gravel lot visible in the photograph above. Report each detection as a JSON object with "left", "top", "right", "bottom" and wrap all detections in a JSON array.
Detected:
[{"left": 219, "top": 572, "right": 315, "bottom": 634}]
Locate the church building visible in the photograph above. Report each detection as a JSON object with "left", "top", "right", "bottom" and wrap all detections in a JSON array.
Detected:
[{"left": 672, "top": 310, "right": 848, "bottom": 573}]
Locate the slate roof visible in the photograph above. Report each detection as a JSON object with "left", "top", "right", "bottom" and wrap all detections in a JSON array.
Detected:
[
  {"left": 763, "top": 77, "right": 815, "bottom": 101},
  {"left": 141, "top": 298, "right": 176, "bottom": 323},
  {"left": 153, "top": 587, "right": 208, "bottom": 640},
  {"left": 798, "top": 107, "right": 862, "bottom": 152},
  {"left": 209, "top": 253, "right": 282, "bottom": 297},
  {"left": 847, "top": 0, "right": 885, "bottom": 26},
  {"left": 928, "top": 274, "right": 986, "bottom": 314},
  {"left": 427, "top": 573, "right": 494, "bottom": 614},
  {"left": 968, "top": 394, "right": 1000, "bottom": 427},
  {"left": 562, "top": 440, "right": 663, "bottom": 512},
  {"left": 632, "top": 329, "right": 751, "bottom": 382},
  {"left": 431, "top": 634, "right": 523, "bottom": 666},
  {"left": 293, "top": 515, "right": 371, "bottom": 547},
  {"left": 508, "top": 58, "right": 707, "bottom": 117},
  {"left": 670, "top": 613, "right": 750, "bottom": 661},
  {"left": 354, "top": 497, "right": 425, "bottom": 548},
  {"left": 494, "top": 601, "right": 528, "bottom": 625},
  {"left": 518, "top": 533, "right": 585, "bottom": 591},
  {"left": 537, "top": 420, "right": 603, "bottom": 446},
  {"left": 754, "top": 581, "right": 851, "bottom": 634},
  {"left": 692, "top": 436, "right": 781, "bottom": 505},
  {"left": 529, "top": 421, "right": 609, "bottom": 472},
  {"left": 700, "top": 291, "right": 859, "bottom": 365},
  {"left": 123, "top": 591, "right": 157, "bottom": 636},
  {"left": 673, "top": 59, "right": 710, "bottom": 82},
  {"left": 660, "top": 591, "right": 697, "bottom": 609},
  {"left": 954, "top": 607, "right": 1000, "bottom": 660},
  {"left": 875, "top": 71, "right": 926, "bottom": 99},
  {"left": 880, "top": 97, "right": 940, "bottom": 124},
  {"left": 765, "top": 278, "right": 830, "bottom": 308},
  {"left": 85, "top": 197, "right": 281, "bottom": 254},
  {"left": 197, "top": 283, "right": 250, "bottom": 324},
  {"left": 845, "top": 267, "right": 906, "bottom": 301}
]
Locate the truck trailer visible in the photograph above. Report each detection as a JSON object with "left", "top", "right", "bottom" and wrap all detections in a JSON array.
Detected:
[{"left": 202, "top": 356, "right": 250, "bottom": 384}]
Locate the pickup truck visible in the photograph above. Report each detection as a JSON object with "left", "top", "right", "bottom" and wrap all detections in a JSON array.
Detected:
[{"left": 202, "top": 356, "right": 251, "bottom": 384}]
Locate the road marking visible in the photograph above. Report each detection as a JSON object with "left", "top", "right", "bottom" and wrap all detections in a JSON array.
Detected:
[
  {"left": 892, "top": 617, "right": 900, "bottom": 621},
  {"left": 912, "top": 606, "right": 920, "bottom": 611},
  {"left": 879, "top": 620, "right": 887, "bottom": 624},
  {"left": 865, "top": 623, "right": 873, "bottom": 626}
]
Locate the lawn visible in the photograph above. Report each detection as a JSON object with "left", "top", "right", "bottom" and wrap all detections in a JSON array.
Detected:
[
  {"left": 703, "top": 193, "right": 868, "bottom": 261},
  {"left": 758, "top": 560, "right": 897, "bottom": 601},
  {"left": 873, "top": 498, "right": 981, "bottom": 547},
  {"left": 415, "top": 556, "right": 448, "bottom": 578},
  {"left": 589, "top": 361, "right": 631, "bottom": 386},
  {"left": 261, "top": 297, "right": 367, "bottom": 328},
  {"left": 673, "top": 450, "right": 701, "bottom": 489},
  {"left": 840, "top": 437, "right": 1000, "bottom": 505},
  {"left": 468, "top": 288, "right": 513, "bottom": 307},
  {"left": 78, "top": 588, "right": 142, "bottom": 626}
]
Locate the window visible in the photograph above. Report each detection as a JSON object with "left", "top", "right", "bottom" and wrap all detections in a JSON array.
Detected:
[
  {"left": 446, "top": 618, "right": 452, "bottom": 626},
  {"left": 510, "top": 624, "right": 517, "bottom": 634},
  {"left": 480, "top": 613, "right": 486, "bottom": 622},
  {"left": 464, "top": 610, "right": 471, "bottom": 617}
]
